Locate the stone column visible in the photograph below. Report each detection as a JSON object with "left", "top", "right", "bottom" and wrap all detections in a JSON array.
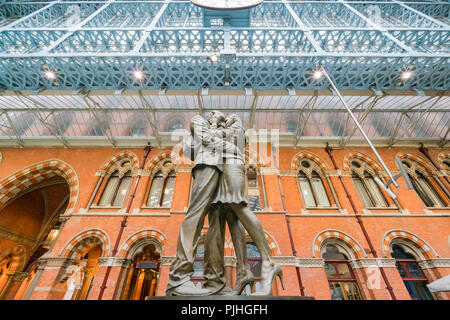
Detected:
[
  {"left": 418, "top": 258, "right": 450, "bottom": 300},
  {"left": 224, "top": 256, "right": 236, "bottom": 289},
  {"left": 349, "top": 258, "right": 399, "bottom": 300},
  {"left": 28, "top": 256, "right": 75, "bottom": 300},
  {"left": 0, "top": 271, "right": 30, "bottom": 300},
  {"left": 87, "top": 257, "right": 131, "bottom": 300}
]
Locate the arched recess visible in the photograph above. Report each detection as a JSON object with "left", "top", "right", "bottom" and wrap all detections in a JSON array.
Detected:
[
  {"left": 291, "top": 151, "right": 330, "bottom": 173},
  {"left": 313, "top": 230, "right": 366, "bottom": 259},
  {"left": 0, "top": 245, "right": 28, "bottom": 273},
  {"left": 0, "top": 159, "right": 79, "bottom": 214},
  {"left": 343, "top": 152, "right": 384, "bottom": 173},
  {"left": 60, "top": 229, "right": 110, "bottom": 259},
  {"left": 396, "top": 152, "right": 435, "bottom": 174},
  {"left": 118, "top": 229, "right": 167, "bottom": 300},
  {"left": 144, "top": 151, "right": 181, "bottom": 174},
  {"left": 437, "top": 151, "right": 449, "bottom": 172},
  {"left": 98, "top": 151, "right": 140, "bottom": 177},
  {"left": 381, "top": 230, "right": 438, "bottom": 260},
  {"left": 226, "top": 231, "right": 281, "bottom": 257},
  {"left": 118, "top": 229, "right": 167, "bottom": 258}
]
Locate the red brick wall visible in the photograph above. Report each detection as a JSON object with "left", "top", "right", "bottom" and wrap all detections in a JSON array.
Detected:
[{"left": 0, "top": 146, "right": 448, "bottom": 300}]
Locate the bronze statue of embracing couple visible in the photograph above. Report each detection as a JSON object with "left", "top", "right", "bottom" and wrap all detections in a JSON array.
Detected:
[{"left": 166, "top": 111, "right": 284, "bottom": 296}]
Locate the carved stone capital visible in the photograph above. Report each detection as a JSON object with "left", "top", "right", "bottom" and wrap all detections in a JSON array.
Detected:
[
  {"left": 160, "top": 256, "right": 176, "bottom": 266},
  {"left": 98, "top": 257, "right": 132, "bottom": 268},
  {"left": 6, "top": 271, "right": 30, "bottom": 282},
  {"left": 418, "top": 259, "right": 450, "bottom": 270},
  {"left": 224, "top": 256, "right": 237, "bottom": 267},
  {"left": 38, "top": 256, "right": 75, "bottom": 269},
  {"left": 349, "top": 258, "right": 397, "bottom": 269}
]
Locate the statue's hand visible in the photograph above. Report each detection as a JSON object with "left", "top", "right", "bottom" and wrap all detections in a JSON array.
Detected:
[{"left": 225, "top": 114, "right": 237, "bottom": 127}]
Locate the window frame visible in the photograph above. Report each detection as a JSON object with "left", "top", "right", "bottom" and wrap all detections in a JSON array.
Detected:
[
  {"left": 295, "top": 159, "right": 335, "bottom": 209},
  {"left": 143, "top": 160, "right": 178, "bottom": 209},
  {"left": 97, "top": 169, "right": 133, "bottom": 208}
]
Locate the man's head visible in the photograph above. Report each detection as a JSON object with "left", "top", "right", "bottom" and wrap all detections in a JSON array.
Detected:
[{"left": 207, "top": 110, "right": 226, "bottom": 126}]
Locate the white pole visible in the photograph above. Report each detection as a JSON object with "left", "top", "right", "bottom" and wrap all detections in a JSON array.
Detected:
[{"left": 320, "top": 66, "right": 399, "bottom": 187}]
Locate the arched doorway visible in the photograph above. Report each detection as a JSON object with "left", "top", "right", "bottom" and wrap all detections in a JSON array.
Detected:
[
  {"left": 0, "top": 175, "right": 70, "bottom": 299},
  {"left": 63, "top": 243, "right": 102, "bottom": 300},
  {"left": 121, "top": 243, "right": 161, "bottom": 300}
]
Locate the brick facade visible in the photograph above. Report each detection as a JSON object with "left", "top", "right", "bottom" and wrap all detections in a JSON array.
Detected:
[{"left": 0, "top": 145, "right": 448, "bottom": 300}]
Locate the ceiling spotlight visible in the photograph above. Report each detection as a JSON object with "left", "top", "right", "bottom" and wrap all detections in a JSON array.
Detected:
[
  {"left": 400, "top": 70, "right": 413, "bottom": 81},
  {"left": 312, "top": 69, "right": 324, "bottom": 80},
  {"left": 209, "top": 54, "right": 218, "bottom": 63},
  {"left": 133, "top": 70, "right": 144, "bottom": 80},
  {"left": 44, "top": 70, "right": 57, "bottom": 81}
]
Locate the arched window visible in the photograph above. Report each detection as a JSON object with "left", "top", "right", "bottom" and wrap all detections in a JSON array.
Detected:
[
  {"left": 296, "top": 159, "right": 332, "bottom": 208},
  {"left": 391, "top": 244, "right": 435, "bottom": 300},
  {"left": 146, "top": 160, "right": 177, "bottom": 208},
  {"left": 350, "top": 160, "right": 388, "bottom": 208},
  {"left": 322, "top": 244, "right": 362, "bottom": 300},
  {"left": 246, "top": 166, "right": 262, "bottom": 211},
  {"left": 400, "top": 159, "right": 446, "bottom": 208},
  {"left": 130, "top": 119, "right": 147, "bottom": 137},
  {"left": 98, "top": 161, "right": 133, "bottom": 207}
]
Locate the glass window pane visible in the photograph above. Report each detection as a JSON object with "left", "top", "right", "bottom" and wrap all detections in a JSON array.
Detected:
[
  {"left": 113, "top": 175, "right": 132, "bottom": 206},
  {"left": 147, "top": 173, "right": 164, "bottom": 207},
  {"left": 161, "top": 176, "right": 176, "bottom": 207},
  {"left": 324, "top": 263, "right": 338, "bottom": 279},
  {"left": 311, "top": 177, "right": 331, "bottom": 206},
  {"left": 336, "top": 263, "right": 352, "bottom": 278},
  {"left": 416, "top": 176, "right": 444, "bottom": 207},
  {"left": 352, "top": 176, "right": 372, "bottom": 207},
  {"left": 192, "top": 260, "right": 204, "bottom": 278},
  {"left": 406, "top": 263, "right": 423, "bottom": 278},
  {"left": 341, "top": 282, "right": 362, "bottom": 300},
  {"left": 364, "top": 177, "right": 388, "bottom": 207},
  {"left": 299, "top": 177, "right": 316, "bottom": 207},
  {"left": 246, "top": 243, "right": 261, "bottom": 258},
  {"left": 98, "top": 175, "right": 119, "bottom": 206},
  {"left": 329, "top": 282, "right": 344, "bottom": 300},
  {"left": 396, "top": 263, "right": 408, "bottom": 278},
  {"left": 249, "top": 195, "right": 261, "bottom": 211}
]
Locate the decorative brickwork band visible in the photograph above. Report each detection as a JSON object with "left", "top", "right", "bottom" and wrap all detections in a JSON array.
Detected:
[
  {"left": 118, "top": 229, "right": 167, "bottom": 258},
  {"left": 381, "top": 230, "right": 438, "bottom": 259},
  {"left": 291, "top": 151, "right": 329, "bottom": 172},
  {"left": 312, "top": 230, "right": 366, "bottom": 259},
  {"left": 0, "top": 245, "right": 27, "bottom": 272},
  {"left": 343, "top": 152, "right": 383, "bottom": 173},
  {"left": 0, "top": 159, "right": 79, "bottom": 213},
  {"left": 60, "top": 229, "right": 110, "bottom": 259}
]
